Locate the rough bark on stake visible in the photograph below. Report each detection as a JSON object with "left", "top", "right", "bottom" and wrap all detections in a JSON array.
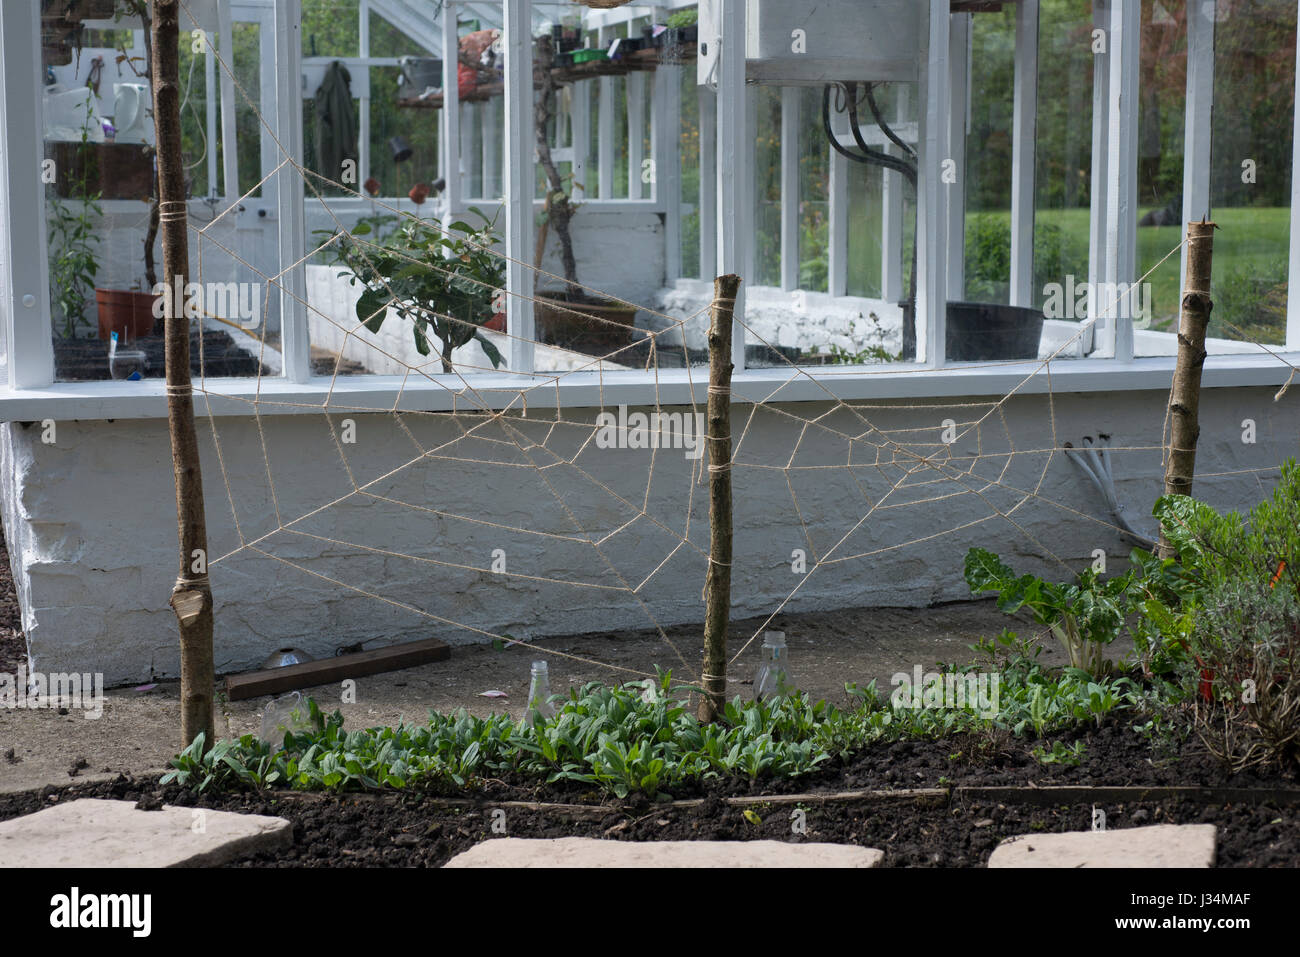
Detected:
[
  {"left": 1158, "top": 220, "right": 1216, "bottom": 560},
  {"left": 699, "top": 274, "right": 741, "bottom": 723},
  {"left": 152, "top": 0, "right": 215, "bottom": 748}
]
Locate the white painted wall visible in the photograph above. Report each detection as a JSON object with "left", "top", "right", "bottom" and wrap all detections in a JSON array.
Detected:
[{"left": 3, "top": 384, "right": 1297, "bottom": 685}]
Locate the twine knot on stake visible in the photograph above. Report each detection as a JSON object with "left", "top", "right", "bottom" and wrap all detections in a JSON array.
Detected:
[{"left": 158, "top": 199, "right": 188, "bottom": 224}]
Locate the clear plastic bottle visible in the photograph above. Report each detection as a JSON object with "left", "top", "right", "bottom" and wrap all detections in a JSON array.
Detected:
[
  {"left": 754, "top": 631, "right": 794, "bottom": 700},
  {"left": 524, "top": 660, "right": 556, "bottom": 725}
]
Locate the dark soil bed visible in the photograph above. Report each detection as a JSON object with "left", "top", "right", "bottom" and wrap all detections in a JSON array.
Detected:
[{"left": 3, "top": 726, "right": 1295, "bottom": 867}]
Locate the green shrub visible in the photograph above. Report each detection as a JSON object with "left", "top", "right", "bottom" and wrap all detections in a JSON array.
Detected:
[
  {"left": 963, "top": 215, "right": 1076, "bottom": 304},
  {"left": 1153, "top": 461, "right": 1300, "bottom": 771}
]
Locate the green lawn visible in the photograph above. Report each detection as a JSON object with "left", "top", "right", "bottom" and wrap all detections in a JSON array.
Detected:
[{"left": 962, "top": 206, "right": 1290, "bottom": 344}]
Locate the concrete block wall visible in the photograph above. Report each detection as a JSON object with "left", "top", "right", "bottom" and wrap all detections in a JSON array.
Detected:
[{"left": 3, "top": 384, "right": 1297, "bottom": 686}]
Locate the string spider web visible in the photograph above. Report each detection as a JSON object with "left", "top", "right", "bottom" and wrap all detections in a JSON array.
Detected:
[{"left": 177, "top": 6, "right": 1300, "bottom": 689}]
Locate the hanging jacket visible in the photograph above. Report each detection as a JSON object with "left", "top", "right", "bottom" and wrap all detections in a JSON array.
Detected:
[{"left": 314, "top": 60, "right": 358, "bottom": 186}]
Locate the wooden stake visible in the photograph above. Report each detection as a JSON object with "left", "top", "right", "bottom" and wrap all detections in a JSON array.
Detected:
[
  {"left": 152, "top": 1, "right": 215, "bottom": 748},
  {"left": 698, "top": 274, "right": 741, "bottom": 722},
  {"left": 1159, "top": 220, "right": 1215, "bottom": 560}
]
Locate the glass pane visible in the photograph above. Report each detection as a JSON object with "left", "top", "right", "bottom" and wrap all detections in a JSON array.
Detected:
[
  {"left": 847, "top": 80, "right": 916, "bottom": 318},
  {"left": 369, "top": 9, "right": 434, "bottom": 58},
  {"left": 798, "top": 86, "right": 829, "bottom": 292},
  {"left": 1033, "top": 0, "right": 1093, "bottom": 358},
  {"left": 678, "top": 65, "right": 701, "bottom": 279},
  {"left": 371, "top": 67, "right": 438, "bottom": 201},
  {"left": 302, "top": 0, "right": 364, "bottom": 205},
  {"left": 588, "top": 59, "right": 602, "bottom": 195},
  {"left": 753, "top": 86, "right": 781, "bottom": 288},
  {"left": 611, "top": 75, "right": 629, "bottom": 198},
  {"left": 846, "top": 160, "right": 883, "bottom": 299},
  {"left": 640, "top": 70, "right": 653, "bottom": 200},
  {"left": 233, "top": 22, "right": 264, "bottom": 198},
  {"left": 964, "top": 6, "right": 1016, "bottom": 306},
  {"left": 1207, "top": 0, "right": 1293, "bottom": 350},
  {"left": 1134, "top": 0, "right": 1186, "bottom": 349},
  {"left": 302, "top": 0, "right": 359, "bottom": 59},
  {"left": 46, "top": 7, "right": 266, "bottom": 383}
]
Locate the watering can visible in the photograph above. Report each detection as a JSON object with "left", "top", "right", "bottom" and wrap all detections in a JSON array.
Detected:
[{"left": 112, "top": 83, "right": 151, "bottom": 144}]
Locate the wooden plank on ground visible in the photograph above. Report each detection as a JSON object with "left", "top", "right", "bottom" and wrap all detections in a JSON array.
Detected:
[{"left": 224, "top": 638, "right": 450, "bottom": 701}]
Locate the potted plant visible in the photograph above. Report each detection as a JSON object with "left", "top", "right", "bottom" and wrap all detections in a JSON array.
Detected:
[
  {"left": 317, "top": 211, "right": 507, "bottom": 374},
  {"left": 532, "top": 34, "right": 638, "bottom": 352},
  {"left": 660, "top": 9, "right": 699, "bottom": 48}
]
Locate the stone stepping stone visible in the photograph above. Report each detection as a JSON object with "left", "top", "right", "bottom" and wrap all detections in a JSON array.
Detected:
[
  {"left": 445, "top": 837, "right": 883, "bottom": 868},
  {"left": 0, "top": 798, "right": 292, "bottom": 868},
  {"left": 987, "top": 823, "right": 1216, "bottom": 868}
]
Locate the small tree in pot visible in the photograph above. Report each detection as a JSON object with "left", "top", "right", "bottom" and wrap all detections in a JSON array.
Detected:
[
  {"left": 319, "top": 212, "right": 507, "bottom": 374},
  {"left": 532, "top": 34, "right": 638, "bottom": 354}
]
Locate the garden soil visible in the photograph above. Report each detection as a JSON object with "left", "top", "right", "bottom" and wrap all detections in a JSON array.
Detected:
[
  {"left": 3, "top": 533, "right": 1296, "bottom": 867},
  {"left": 0, "top": 729, "right": 1294, "bottom": 867}
]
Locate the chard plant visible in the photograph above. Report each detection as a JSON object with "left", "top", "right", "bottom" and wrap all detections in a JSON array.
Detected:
[{"left": 964, "top": 547, "right": 1129, "bottom": 676}]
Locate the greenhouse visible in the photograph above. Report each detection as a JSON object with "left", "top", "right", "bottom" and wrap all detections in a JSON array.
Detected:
[{"left": 0, "top": 0, "right": 1297, "bottom": 873}]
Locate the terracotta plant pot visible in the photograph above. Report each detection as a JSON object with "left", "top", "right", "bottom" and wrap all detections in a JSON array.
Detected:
[
  {"left": 534, "top": 292, "right": 638, "bottom": 351},
  {"left": 96, "top": 288, "right": 157, "bottom": 342}
]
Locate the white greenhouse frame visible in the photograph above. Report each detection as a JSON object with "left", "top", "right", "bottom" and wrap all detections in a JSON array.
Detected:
[{"left": 4, "top": 0, "right": 1300, "bottom": 423}]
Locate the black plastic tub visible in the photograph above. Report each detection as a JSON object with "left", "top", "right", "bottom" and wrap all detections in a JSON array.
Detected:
[
  {"left": 899, "top": 301, "right": 1045, "bottom": 361},
  {"left": 945, "top": 301, "right": 1043, "bottom": 361}
]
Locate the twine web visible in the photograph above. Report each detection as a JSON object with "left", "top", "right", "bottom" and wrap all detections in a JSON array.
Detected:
[{"left": 172, "top": 3, "right": 1299, "bottom": 686}]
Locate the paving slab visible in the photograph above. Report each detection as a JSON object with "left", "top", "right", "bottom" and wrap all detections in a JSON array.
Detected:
[
  {"left": 987, "top": 823, "right": 1216, "bottom": 868},
  {"left": 445, "top": 837, "right": 883, "bottom": 868},
  {"left": 0, "top": 798, "right": 293, "bottom": 868}
]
